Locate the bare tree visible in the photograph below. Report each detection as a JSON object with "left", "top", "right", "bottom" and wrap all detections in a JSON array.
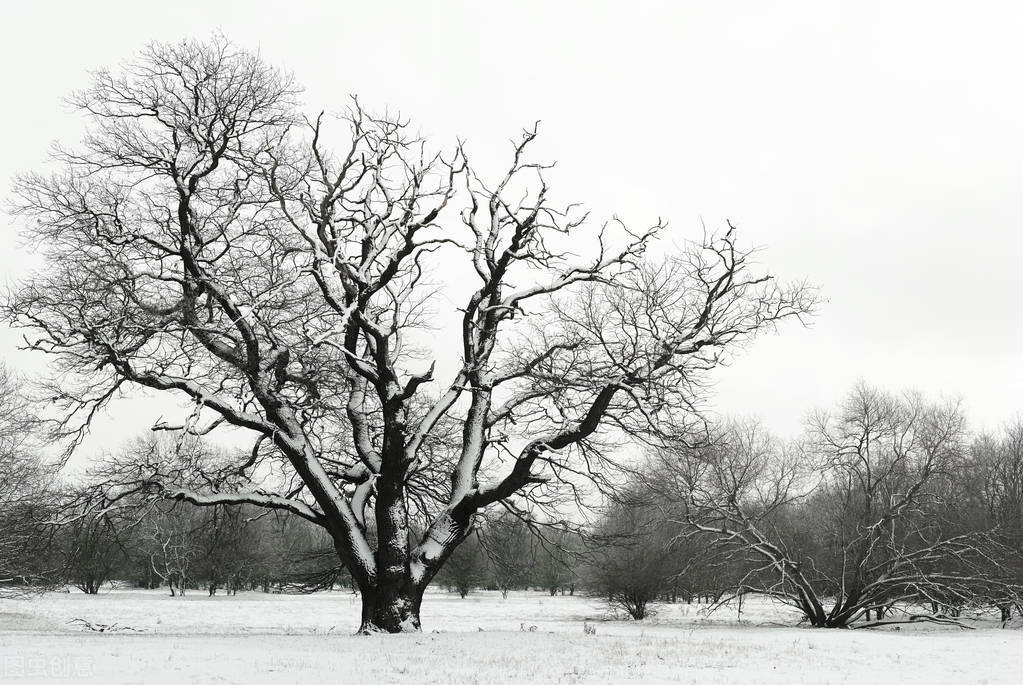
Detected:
[
  {"left": 532, "top": 528, "right": 580, "bottom": 596},
  {"left": 142, "top": 504, "right": 202, "bottom": 597},
  {"left": 0, "top": 364, "right": 57, "bottom": 595},
  {"left": 961, "top": 422, "right": 1023, "bottom": 620},
  {"left": 481, "top": 512, "right": 535, "bottom": 598},
  {"left": 60, "top": 510, "right": 126, "bottom": 594},
  {"left": 252, "top": 512, "right": 344, "bottom": 593},
  {"left": 435, "top": 532, "right": 486, "bottom": 598},
  {"left": 4, "top": 36, "right": 815, "bottom": 631},
  {"left": 663, "top": 389, "right": 1020, "bottom": 628},
  {"left": 584, "top": 490, "right": 679, "bottom": 620},
  {"left": 196, "top": 505, "right": 255, "bottom": 596}
]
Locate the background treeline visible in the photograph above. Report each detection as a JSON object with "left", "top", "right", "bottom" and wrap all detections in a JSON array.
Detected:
[
  {"left": 46, "top": 504, "right": 587, "bottom": 600},
  {"left": 51, "top": 503, "right": 341, "bottom": 596}
]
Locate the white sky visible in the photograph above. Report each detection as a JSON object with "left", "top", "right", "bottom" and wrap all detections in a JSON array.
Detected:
[{"left": 2, "top": 0, "right": 1023, "bottom": 454}]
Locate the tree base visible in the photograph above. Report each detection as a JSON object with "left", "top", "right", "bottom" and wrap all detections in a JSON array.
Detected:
[
  {"left": 356, "top": 618, "right": 422, "bottom": 635},
  {"left": 356, "top": 589, "right": 424, "bottom": 634}
]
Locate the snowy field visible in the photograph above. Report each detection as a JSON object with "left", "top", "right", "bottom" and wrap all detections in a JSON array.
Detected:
[{"left": 1, "top": 588, "right": 1021, "bottom": 684}]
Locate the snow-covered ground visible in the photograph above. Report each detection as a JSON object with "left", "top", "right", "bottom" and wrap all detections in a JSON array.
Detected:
[{"left": 1, "top": 587, "right": 1020, "bottom": 683}]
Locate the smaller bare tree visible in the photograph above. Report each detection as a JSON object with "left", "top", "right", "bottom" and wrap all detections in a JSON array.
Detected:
[
  {"left": 482, "top": 513, "right": 535, "bottom": 598},
  {"left": 661, "top": 387, "right": 1021, "bottom": 628},
  {"left": 0, "top": 364, "right": 60, "bottom": 596},
  {"left": 960, "top": 422, "right": 1023, "bottom": 620},
  {"left": 196, "top": 506, "right": 255, "bottom": 596},
  {"left": 584, "top": 490, "right": 680, "bottom": 620},
  {"left": 60, "top": 510, "right": 126, "bottom": 594},
  {"left": 435, "top": 533, "right": 487, "bottom": 598},
  {"left": 143, "top": 505, "right": 202, "bottom": 597},
  {"left": 532, "top": 529, "right": 580, "bottom": 596}
]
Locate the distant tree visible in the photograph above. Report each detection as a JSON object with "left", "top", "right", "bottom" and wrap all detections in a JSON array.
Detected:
[
  {"left": 666, "top": 530, "right": 748, "bottom": 605},
  {"left": 435, "top": 533, "right": 487, "bottom": 598},
  {"left": 5, "top": 35, "right": 815, "bottom": 632},
  {"left": 142, "top": 504, "right": 202, "bottom": 597},
  {"left": 585, "top": 492, "right": 678, "bottom": 620},
  {"left": 532, "top": 530, "right": 580, "bottom": 596},
  {"left": 256, "top": 513, "right": 344, "bottom": 593},
  {"left": 0, "top": 364, "right": 58, "bottom": 594},
  {"left": 60, "top": 511, "right": 125, "bottom": 594},
  {"left": 960, "top": 423, "right": 1023, "bottom": 619},
  {"left": 483, "top": 513, "right": 534, "bottom": 598},
  {"left": 196, "top": 506, "right": 256, "bottom": 595}
]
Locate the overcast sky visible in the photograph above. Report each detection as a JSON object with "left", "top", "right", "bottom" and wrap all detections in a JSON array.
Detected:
[{"left": 2, "top": 1, "right": 1022, "bottom": 453}]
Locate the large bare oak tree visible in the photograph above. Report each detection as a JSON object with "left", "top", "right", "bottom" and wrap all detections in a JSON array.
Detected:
[{"left": 5, "top": 37, "right": 815, "bottom": 632}]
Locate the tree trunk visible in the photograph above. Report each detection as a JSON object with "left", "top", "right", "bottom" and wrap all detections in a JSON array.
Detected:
[
  {"left": 334, "top": 437, "right": 476, "bottom": 634},
  {"left": 357, "top": 583, "right": 424, "bottom": 633},
  {"left": 354, "top": 465, "right": 427, "bottom": 634}
]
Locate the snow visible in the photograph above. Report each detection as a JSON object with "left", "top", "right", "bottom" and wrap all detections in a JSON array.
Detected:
[{"left": 1, "top": 588, "right": 1021, "bottom": 683}]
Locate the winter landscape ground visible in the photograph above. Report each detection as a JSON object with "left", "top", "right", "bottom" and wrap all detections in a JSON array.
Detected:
[{"left": 1, "top": 588, "right": 1020, "bottom": 684}]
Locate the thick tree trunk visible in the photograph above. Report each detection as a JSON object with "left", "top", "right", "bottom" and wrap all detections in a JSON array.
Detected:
[
  {"left": 331, "top": 428, "right": 475, "bottom": 634},
  {"left": 354, "top": 458, "right": 428, "bottom": 634},
  {"left": 357, "top": 582, "right": 424, "bottom": 633}
]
